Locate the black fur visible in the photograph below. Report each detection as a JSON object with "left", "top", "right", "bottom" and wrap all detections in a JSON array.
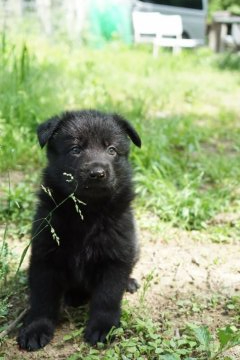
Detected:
[{"left": 17, "top": 110, "right": 141, "bottom": 351}]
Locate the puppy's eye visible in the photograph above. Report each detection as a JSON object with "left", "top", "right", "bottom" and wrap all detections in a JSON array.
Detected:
[
  {"left": 107, "top": 146, "right": 117, "bottom": 156},
  {"left": 70, "top": 146, "right": 81, "bottom": 155}
]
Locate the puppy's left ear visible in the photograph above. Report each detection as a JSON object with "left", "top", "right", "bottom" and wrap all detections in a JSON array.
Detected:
[
  {"left": 113, "top": 114, "right": 141, "bottom": 148},
  {"left": 37, "top": 116, "right": 61, "bottom": 148}
]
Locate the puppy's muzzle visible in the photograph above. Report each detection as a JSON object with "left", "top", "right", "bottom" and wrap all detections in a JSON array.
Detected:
[
  {"left": 87, "top": 162, "right": 110, "bottom": 181},
  {"left": 89, "top": 167, "right": 106, "bottom": 180}
]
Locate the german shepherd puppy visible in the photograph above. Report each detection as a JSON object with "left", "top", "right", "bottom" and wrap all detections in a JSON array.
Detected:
[{"left": 18, "top": 110, "right": 141, "bottom": 351}]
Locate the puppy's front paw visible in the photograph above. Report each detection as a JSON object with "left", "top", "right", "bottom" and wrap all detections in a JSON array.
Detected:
[
  {"left": 84, "top": 326, "right": 109, "bottom": 346},
  {"left": 17, "top": 318, "right": 54, "bottom": 351},
  {"left": 84, "top": 314, "right": 119, "bottom": 345}
]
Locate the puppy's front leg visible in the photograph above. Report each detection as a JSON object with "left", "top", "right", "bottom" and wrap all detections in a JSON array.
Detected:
[
  {"left": 85, "top": 264, "right": 129, "bottom": 345},
  {"left": 18, "top": 264, "right": 63, "bottom": 351}
]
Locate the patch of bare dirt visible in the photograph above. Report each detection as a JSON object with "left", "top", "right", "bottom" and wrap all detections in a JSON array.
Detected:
[
  {"left": 140, "top": 229, "right": 239, "bottom": 296},
  {"left": 128, "top": 226, "right": 240, "bottom": 327},
  {"left": 0, "top": 171, "right": 25, "bottom": 191},
  {"left": 1, "top": 214, "right": 240, "bottom": 359},
  {"left": 209, "top": 211, "right": 240, "bottom": 226},
  {"left": 224, "top": 346, "right": 240, "bottom": 360}
]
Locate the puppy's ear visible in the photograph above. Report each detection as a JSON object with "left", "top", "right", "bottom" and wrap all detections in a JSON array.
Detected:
[
  {"left": 113, "top": 114, "right": 141, "bottom": 148},
  {"left": 37, "top": 116, "right": 61, "bottom": 148}
]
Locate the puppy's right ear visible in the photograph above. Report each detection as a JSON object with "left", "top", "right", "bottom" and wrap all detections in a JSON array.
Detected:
[{"left": 37, "top": 116, "right": 61, "bottom": 148}]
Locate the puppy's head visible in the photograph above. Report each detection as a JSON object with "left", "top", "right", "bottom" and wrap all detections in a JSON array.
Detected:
[{"left": 37, "top": 110, "right": 141, "bottom": 200}]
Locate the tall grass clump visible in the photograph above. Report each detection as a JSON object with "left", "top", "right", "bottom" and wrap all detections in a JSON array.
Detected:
[{"left": 0, "top": 33, "right": 62, "bottom": 171}]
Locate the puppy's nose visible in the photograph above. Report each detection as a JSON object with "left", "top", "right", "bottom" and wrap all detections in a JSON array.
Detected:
[{"left": 89, "top": 167, "right": 106, "bottom": 180}]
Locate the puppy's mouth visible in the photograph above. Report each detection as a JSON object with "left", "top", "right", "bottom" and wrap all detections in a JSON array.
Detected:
[
  {"left": 80, "top": 180, "right": 115, "bottom": 195},
  {"left": 83, "top": 183, "right": 111, "bottom": 191},
  {"left": 69, "top": 170, "right": 116, "bottom": 198}
]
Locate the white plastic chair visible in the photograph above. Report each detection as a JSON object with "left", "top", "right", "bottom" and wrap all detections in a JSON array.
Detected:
[{"left": 132, "top": 11, "right": 198, "bottom": 55}]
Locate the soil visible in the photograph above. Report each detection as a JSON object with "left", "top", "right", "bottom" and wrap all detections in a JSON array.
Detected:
[{"left": 1, "top": 212, "right": 240, "bottom": 359}]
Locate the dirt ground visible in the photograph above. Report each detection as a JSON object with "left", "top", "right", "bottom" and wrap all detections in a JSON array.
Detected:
[{"left": 1, "top": 212, "right": 240, "bottom": 359}]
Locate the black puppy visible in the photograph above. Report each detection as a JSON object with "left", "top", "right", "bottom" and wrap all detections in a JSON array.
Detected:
[{"left": 18, "top": 110, "right": 141, "bottom": 351}]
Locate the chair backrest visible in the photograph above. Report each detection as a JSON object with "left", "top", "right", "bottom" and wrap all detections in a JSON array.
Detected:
[
  {"left": 158, "top": 15, "right": 183, "bottom": 37},
  {"left": 132, "top": 11, "right": 161, "bottom": 37},
  {"left": 132, "top": 11, "right": 183, "bottom": 40}
]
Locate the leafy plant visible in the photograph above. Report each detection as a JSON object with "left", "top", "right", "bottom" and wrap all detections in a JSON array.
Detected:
[{"left": 187, "top": 324, "right": 240, "bottom": 359}]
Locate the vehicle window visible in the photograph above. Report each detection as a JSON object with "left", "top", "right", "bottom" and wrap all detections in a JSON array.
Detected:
[{"left": 139, "top": 0, "right": 203, "bottom": 10}]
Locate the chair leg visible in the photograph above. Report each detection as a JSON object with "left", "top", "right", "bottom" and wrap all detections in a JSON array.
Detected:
[
  {"left": 153, "top": 35, "right": 161, "bottom": 57},
  {"left": 173, "top": 46, "right": 181, "bottom": 54},
  {"left": 153, "top": 42, "right": 159, "bottom": 57},
  {"left": 173, "top": 36, "right": 182, "bottom": 54}
]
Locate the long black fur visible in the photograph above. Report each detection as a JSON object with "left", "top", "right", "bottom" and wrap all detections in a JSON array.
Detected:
[{"left": 17, "top": 110, "right": 141, "bottom": 351}]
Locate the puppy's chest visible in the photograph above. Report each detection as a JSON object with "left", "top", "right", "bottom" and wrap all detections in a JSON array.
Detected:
[
  {"left": 67, "top": 234, "right": 114, "bottom": 284},
  {"left": 71, "top": 233, "right": 117, "bottom": 265},
  {"left": 66, "top": 221, "right": 117, "bottom": 263}
]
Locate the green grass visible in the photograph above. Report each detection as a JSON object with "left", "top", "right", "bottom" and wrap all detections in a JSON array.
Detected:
[
  {"left": 60, "top": 300, "right": 240, "bottom": 360},
  {"left": 0, "top": 32, "right": 240, "bottom": 359},
  {"left": 1, "top": 35, "right": 240, "bottom": 230}
]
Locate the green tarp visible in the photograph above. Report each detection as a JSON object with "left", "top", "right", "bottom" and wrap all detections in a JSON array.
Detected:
[{"left": 88, "top": 0, "right": 132, "bottom": 46}]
